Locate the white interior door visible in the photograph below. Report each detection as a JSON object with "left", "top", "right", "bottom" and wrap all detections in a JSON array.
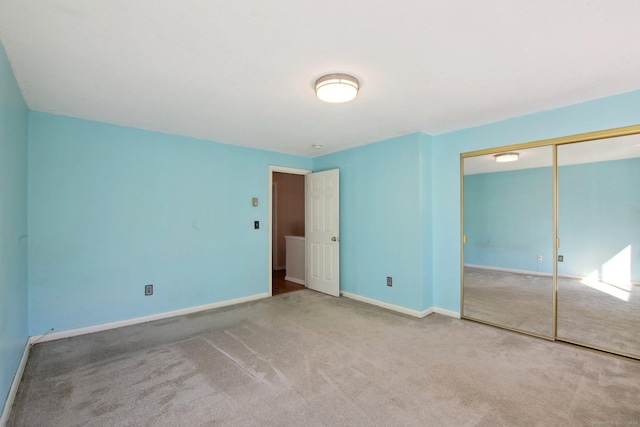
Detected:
[{"left": 305, "top": 169, "right": 340, "bottom": 296}]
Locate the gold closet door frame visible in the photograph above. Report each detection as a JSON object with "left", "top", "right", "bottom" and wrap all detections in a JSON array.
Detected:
[{"left": 460, "top": 124, "right": 640, "bottom": 358}]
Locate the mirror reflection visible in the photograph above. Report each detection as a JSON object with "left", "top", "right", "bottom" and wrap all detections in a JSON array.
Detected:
[
  {"left": 463, "top": 146, "right": 554, "bottom": 338},
  {"left": 557, "top": 135, "right": 640, "bottom": 357}
]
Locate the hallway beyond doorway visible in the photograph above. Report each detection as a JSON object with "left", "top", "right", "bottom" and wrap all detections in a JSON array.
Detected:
[{"left": 272, "top": 270, "right": 305, "bottom": 296}]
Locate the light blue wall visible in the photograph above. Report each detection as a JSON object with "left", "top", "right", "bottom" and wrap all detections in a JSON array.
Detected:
[
  {"left": 0, "top": 41, "right": 29, "bottom": 415},
  {"left": 432, "top": 90, "right": 640, "bottom": 312},
  {"left": 463, "top": 167, "right": 554, "bottom": 273},
  {"left": 558, "top": 158, "right": 640, "bottom": 282},
  {"left": 28, "top": 112, "right": 312, "bottom": 334},
  {"left": 12, "top": 64, "right": 640, "bottom": 347},
  {"left": 313, "top": 133, "right": 434, "bottom": 311},
  {"left": 418, "top": 133, "right": 434, "bottom": 310}
]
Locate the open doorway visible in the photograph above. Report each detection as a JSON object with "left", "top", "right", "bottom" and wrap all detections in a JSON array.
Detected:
[{"left": 269, "top": 166, "right": 311, "bottom": 296}]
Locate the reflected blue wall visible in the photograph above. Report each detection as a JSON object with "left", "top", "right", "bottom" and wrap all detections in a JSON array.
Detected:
[
  {"left": 463, "top": 167, "right": 554, "bottom": 273},
  {"left": 558, "top": 158, "right": 640, "bottom": 282},
  {"left": 462, "top": 158, "right": 640, "bottom": 282}
]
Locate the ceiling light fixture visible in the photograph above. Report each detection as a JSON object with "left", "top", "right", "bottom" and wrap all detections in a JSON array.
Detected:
[
  {"left": 315, "top": 73, "right": 359, "bottom": 103},
  {"left": 494, "top": 152, "right": 519, "bottom": 163}
]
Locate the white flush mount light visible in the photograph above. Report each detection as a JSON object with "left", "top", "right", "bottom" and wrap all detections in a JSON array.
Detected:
[
  {"left": 315, "top": 73, "right": 359, "bottom": 103},
  {"left": 494, "top": 152, "right": 519, "bottom": 163},
  {"left": 312, "top": 144, "right": 323, "bottom": 150}
]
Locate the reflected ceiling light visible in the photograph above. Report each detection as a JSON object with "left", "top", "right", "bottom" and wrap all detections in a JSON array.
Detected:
[
  {"left": 494, "top": 152, "right": 519, "bottom": 163},
  {"left": 315, "top": 73, "right": 359, "bottom": 103}
]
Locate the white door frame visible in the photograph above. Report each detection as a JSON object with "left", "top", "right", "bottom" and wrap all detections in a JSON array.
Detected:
[
  {"left": 272, "top": 181, "right": 279, "bottom": 270},
  {"left": 268, "top": 165, "right": 311, "bottom": 296}
]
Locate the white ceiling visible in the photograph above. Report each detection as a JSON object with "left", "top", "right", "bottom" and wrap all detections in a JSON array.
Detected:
[{"left": 1, "top": 1, "right": 639, "bottom": 157}]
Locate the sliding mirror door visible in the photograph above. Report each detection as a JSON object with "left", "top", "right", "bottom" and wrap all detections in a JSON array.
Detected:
[
  {"left": 462, "top": 146, "right": 554, "bottom": 338},
  {"left": 557, "top": 135, "right": 640, "bottom": 358}
]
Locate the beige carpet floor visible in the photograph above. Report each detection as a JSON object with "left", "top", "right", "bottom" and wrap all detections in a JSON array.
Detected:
[{"left": 9, "top": 289, "right": 640, "bottom": 426}]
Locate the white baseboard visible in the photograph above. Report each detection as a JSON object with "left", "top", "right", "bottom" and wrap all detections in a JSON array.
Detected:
[
  {"left": 284, "top": 276, "right": 306, "bottom": 286},
  {"left": 341, "top": 292, "right": 433, "bottom": 318},
  {"left": 465, "top": 264, "right": 640, "bottom": 286},
  {"left": 28, "top": 292, "right": 270, "bottom": 345},
  {"left": 433, "top": 307, "right": 462, "bottom": 319},
  {"left": 341, "top": 292, "right": 461, "bottom": 320},
  {"left": 0, "top": 338, "right": 30, "bottom": 427}
]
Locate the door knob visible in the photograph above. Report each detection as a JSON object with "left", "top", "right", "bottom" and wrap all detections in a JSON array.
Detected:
[{"left": 332, "top": 236, "right": 341, "bottom": 241}]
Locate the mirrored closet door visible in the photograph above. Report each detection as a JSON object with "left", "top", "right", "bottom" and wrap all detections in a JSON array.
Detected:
[
  {"left": 462, "top": 125, "right": 640, "bottom": 360},
  {"left": 462, "top": 146, "right": 554, "bottom": 338},
  {"left": 556, "top": 135, "right": 640, "bottom": 358}
]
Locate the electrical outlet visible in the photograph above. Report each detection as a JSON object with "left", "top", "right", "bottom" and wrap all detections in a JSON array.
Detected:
[
  {"left": 254, "top": 220, "right": 259, "bottom": 229},
  {"left": 558, "top": 255, "right": 564, "bottom": 262},
  {"left": 145, "top": 284, "right": 153, "bottom": 296},
  {"left": 387, "top": 276, "right": 392, "bottom": 287},
  {"left": 537, "top": 255, "right": 543, "bottom": 261}
]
